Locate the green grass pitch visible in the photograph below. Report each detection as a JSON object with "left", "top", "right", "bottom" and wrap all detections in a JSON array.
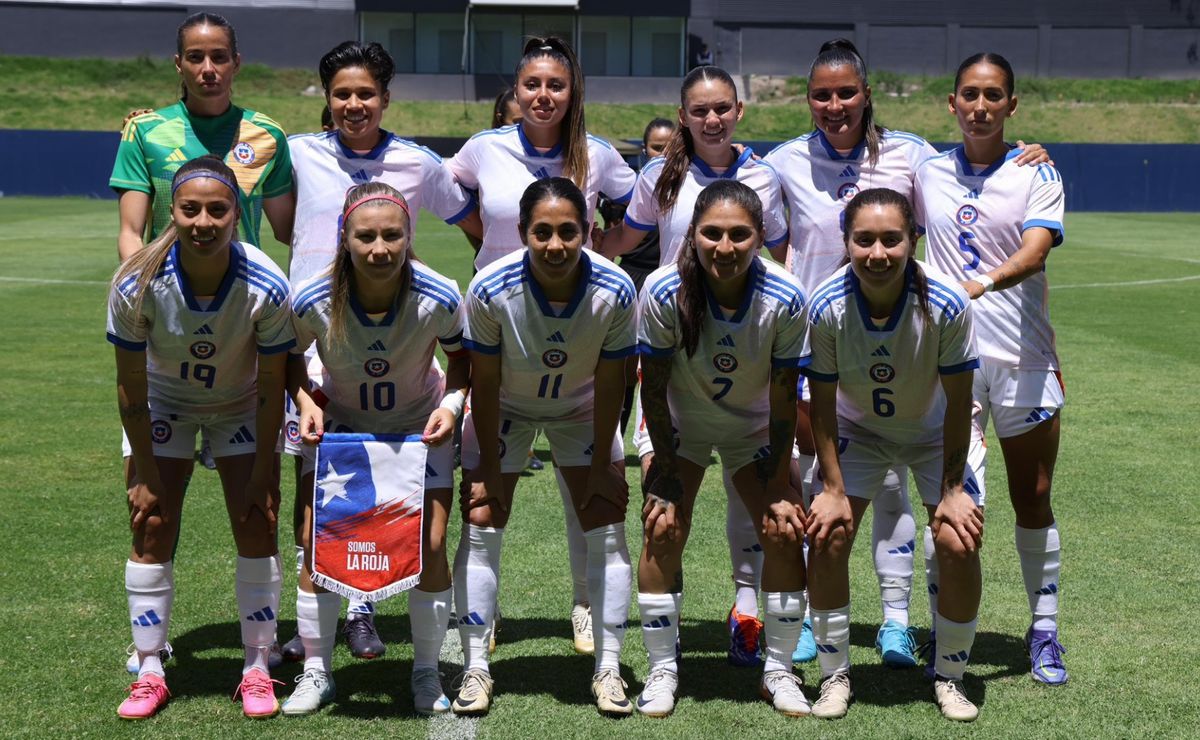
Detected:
[{"left": 0, "top": 199, "right": 1197, "bottom": 738}]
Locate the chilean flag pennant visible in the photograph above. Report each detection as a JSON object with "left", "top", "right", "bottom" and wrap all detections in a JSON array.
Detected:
[{"left": 310, "top": 433, "right": 427, "bottom": 601}]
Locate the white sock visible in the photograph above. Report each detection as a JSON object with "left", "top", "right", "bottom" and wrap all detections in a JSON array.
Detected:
[
  {"left": 933, "top": 614, "right": 978, "bottom": 681},
  {"left": 763, "top": 591, "right": 806, "bottom": 673},
  {"left": 410, "top": 587, "right": 452, "bottom": 670},
  {"left": 127, "top": 560, "right": 173, "bottom": 678},
  {"left": 811, "top": 605, "right": 851, "bottom": 678},
  {"left": 297, "top": 588, "right": 338, "bottom": 674},
  {"left": 236, "top": 555, "right": 282, "bottom": 674},
  {"left": 585, "top": 524, "right": 632, "bottom": 672},
  {"left": 872, "top": 467, "right": 915, "bottom": 626},
  {"left": 556, "top": 467, "right": 590, "bottom": 606},
  {"left": 639, "top": 592, "right": 681, "bottom": 674},
  {"left": 1016, "top": 523, "right": 1061, "bottom": 632},
  {"left": 723, "top": 467, "right": 762, "bottom": 618},
  {"left": 924, "top": 526, "right": 939, "bottom": 631},
  {"left": 453, "top": 525, "right": 503, "bottom": 672},
  {"left": 347, "top": 599, "right": 374, "bottom": 620}
]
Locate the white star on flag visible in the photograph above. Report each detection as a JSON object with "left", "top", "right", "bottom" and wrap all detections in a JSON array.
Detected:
[{"left": 318, "top": 462, "right": 355, "bottom": 508}]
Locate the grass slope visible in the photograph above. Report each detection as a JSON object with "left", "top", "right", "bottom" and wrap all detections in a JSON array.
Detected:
[
  {"left": 1, "top": 55, "right": 1199, "bottom": 143},
  {"left": 0, "top": 202, "right": 1197, "bottom": 737}
]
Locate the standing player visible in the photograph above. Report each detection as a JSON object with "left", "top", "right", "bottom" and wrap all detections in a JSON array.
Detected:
[
  {"left": 283, "top": 40, "right": 482, "bottom": 661},
  {"left": 915, "top": 52, "right": 1069, "bottom": 686},
  {"left": 596, "top": 65, "right": 789, "bottom": 669},
  {"left": 764, "top": 38, "right": 1048, "bottom": 666},
  {"left": 636, "top": 180, "right": 809, "bottom": 718},
  {"left": 111, "top": 11, "right": 294, "bottom": 260},
  {"left": 447, "top": 36, "right": 636, "bottom": 654},
  {"left": 803, "top": 187, "right": 983, "bottom": 722},
  {"left": 447, "top": 36, "right": 636, "bottom": 271},
  {"left": 491, "top": 87, "right": 521, "bottom": 128},
  {"left": 109, "top": 156, "right": 294, "bottom": 719},
  {"left": 454, "top": 178, "right": 637, "bottom": 717},
  {"left": 284, "top": 183, "right": 469, "bottom": 715}
]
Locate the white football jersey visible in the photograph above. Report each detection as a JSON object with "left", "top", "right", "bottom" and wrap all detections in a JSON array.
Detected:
[
  {"left": 803, "top": 260, "right": 978, "bottom": 445},
  {"left": 623, "top": 148, "right": 789, "bottom": 266},
  {"left": 765, "top": 129, "right": 938, "bottom": 298},
  {"left": 463, "top": 249, "right": 638, "bottom": 421},
  {"left": 291, "top": 261, "right": 465, "bottom": 433},
  {"left": 914, "top": 146, "right": 1065, "bottom": 370},
  {"left": 639, "top": 257, "right": 807, "bottom": 430},
  {"left": 288, "top": 130, "right": 475, "bottom": 287},
  {"left": 107, "top": 241, "right": 296, "bottom": 414},
  {"left": 446, "top": 125, "right": 636, "bottom": 270}
]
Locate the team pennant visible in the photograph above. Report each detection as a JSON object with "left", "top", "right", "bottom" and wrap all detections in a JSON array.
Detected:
[{"left": 310, "top": 432, "right": 427, "bottom": 601}]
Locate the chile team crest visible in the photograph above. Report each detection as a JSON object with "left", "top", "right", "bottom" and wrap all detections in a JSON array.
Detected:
[
  {"left": 956, "top": 204, "right": 980, "bottom": 226},
  {"left": 713, "top": 352, "right": 738, "bottom": 373},
  {"left": 190, "top": 341, "right": 216, "bottom": 360},
  {"left": 364, "top": 358, "right": 389, "bottom": 377},
  {"left": 232, "top": 141, "right": 256, "bottom": 165},
  {"left": 151, "top": 419, "right": 172, "bottom": 444},
  {"left": 838, "top": 182, "right": 859, "bottom": 201},
  {"left": 870, "top": 363, "right": 896, "bottom": 383},
  {"left": 542, "top": 349, "right": 568, "bottom": 368}
]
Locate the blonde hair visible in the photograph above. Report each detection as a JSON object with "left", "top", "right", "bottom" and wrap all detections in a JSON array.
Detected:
[{"left": 326, "top": 182, "right": 412, "bottom": 346}]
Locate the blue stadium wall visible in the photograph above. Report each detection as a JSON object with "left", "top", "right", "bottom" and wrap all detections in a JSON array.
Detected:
[{"left": 2, "top": 129, "right": 1198, "bottom": 212}]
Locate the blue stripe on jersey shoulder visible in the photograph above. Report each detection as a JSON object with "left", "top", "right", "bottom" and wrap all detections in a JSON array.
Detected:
[
  {"left": 467, "top": 124, "right": 517, "bottom": 142},
  {"left": 591, "top": 262, "right": 636, "bottom": 293},
  {"left": 293, "top": 277, "right": 332, "bottom": 308},
  {"left": 472, "top": 265, "right": 526, "bottom": 303},
  {"left": 293, "top": 280, "right": 332, "bottom": 315},
  {"left": 243, "top": 260, "right": 289, "bottom": 295},
  {"left": 1035, "top": 163, "right": 1061, "bottom": 182},
  {"left": 411, "top": 265, "right": 460, "bottom": 302},
  {"left": 412, "top": 277, "right": 460, "bottom": 312},
  {"left": 648, "top": 272, "right": 682, "bottom": 304},
  {"left": 640, "top": 156, "right": 666, "bottom": 175},
  {"left": 586, "top": 133, "right": 614, "bottom": 150},
  {"left": 924, "top": 277, "right": 966, "bottom": 314},
  {"left": 589, "top": 270, "right": 635, "bottom": 308},
  {"left": 116, "top": 273, "right": 140, "bottom": 298},
  {"left": 389, "top": 134, "right": 444, "bottom": 163},
  {"left": 239, "top": 270, "right": 288, "bottom": 306},
  {"left": 807, "top": 277, "right": 853, "bottom": 323},
  {"left": 765, "top": 132, "right": 816, "bottom": 157},
  {"left": 884, "top": 130, "right": 930, "bottom": 147}
]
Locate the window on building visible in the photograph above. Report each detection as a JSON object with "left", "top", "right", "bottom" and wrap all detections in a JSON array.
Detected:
[
  {"left": 632, "top": 17, "right": 683, "bottom": 77},
  {"left": 580, "top": 15, "right": 631, "bottom": 76}
]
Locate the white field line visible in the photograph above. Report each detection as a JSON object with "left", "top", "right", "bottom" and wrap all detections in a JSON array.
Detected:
[
  {"left": 0, "top": 275, "right": 107, "bottom": 286},
  {"left": 1052, "top": 274, "right": 1200, "bottom": 290}
]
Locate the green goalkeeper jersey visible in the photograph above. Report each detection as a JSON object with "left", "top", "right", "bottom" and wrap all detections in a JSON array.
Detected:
[{"left": 110, "top": 101, "right": 293, "bottom": 247}]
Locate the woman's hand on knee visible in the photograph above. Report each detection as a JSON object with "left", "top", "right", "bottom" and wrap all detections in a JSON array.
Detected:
[{"left": 932, "top": 489, "right": 984, "bottom": 554}]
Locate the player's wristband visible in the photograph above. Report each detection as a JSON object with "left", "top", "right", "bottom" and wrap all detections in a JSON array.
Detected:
[
  {"left": 974, "top": 274, "right": 996, "bottom": 293},
  {"left": 438, "top": 390, "right": 466, "bottom": 419}
]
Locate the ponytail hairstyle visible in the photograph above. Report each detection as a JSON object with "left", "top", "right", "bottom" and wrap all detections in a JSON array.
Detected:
[
  {"left": 517, "top": 176, "right": 588, "bottom": 237},
  {"left": 112, "top": 154, "right": 240, "bottom": 320},
  {"left": 175, "top": 12, "right": 238, "bottom": 103},
  {"left": 841, "top": 187, "right": 929, "bottom": 323},
  {"left": 954, "top": 52, "right": 1015, "bottom": 96},
  {"left": 655, "top": 65, "right": 739, "bottom": 214},
  {"left": 491, "top": 86, "right": 518, "bottom": 128},
  {"left": 676, "top": 180, "right": 764, "bottom": 357},
  {"left": 327, "top": 182, "right": 413, "bottom": 346},
  {"left": 808, "top": 38, "right": 884, "bottom": 166},
  {"left": 516, "top": 36, "right": 588, "bottom": 190},
  {"left": 318, "top": 41, "right": 395, "bottom": 97}
]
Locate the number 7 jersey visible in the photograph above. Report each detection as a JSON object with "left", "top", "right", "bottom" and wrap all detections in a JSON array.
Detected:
[{"left": 914, "top": 146, "right": 1065, "bottom": 371}]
